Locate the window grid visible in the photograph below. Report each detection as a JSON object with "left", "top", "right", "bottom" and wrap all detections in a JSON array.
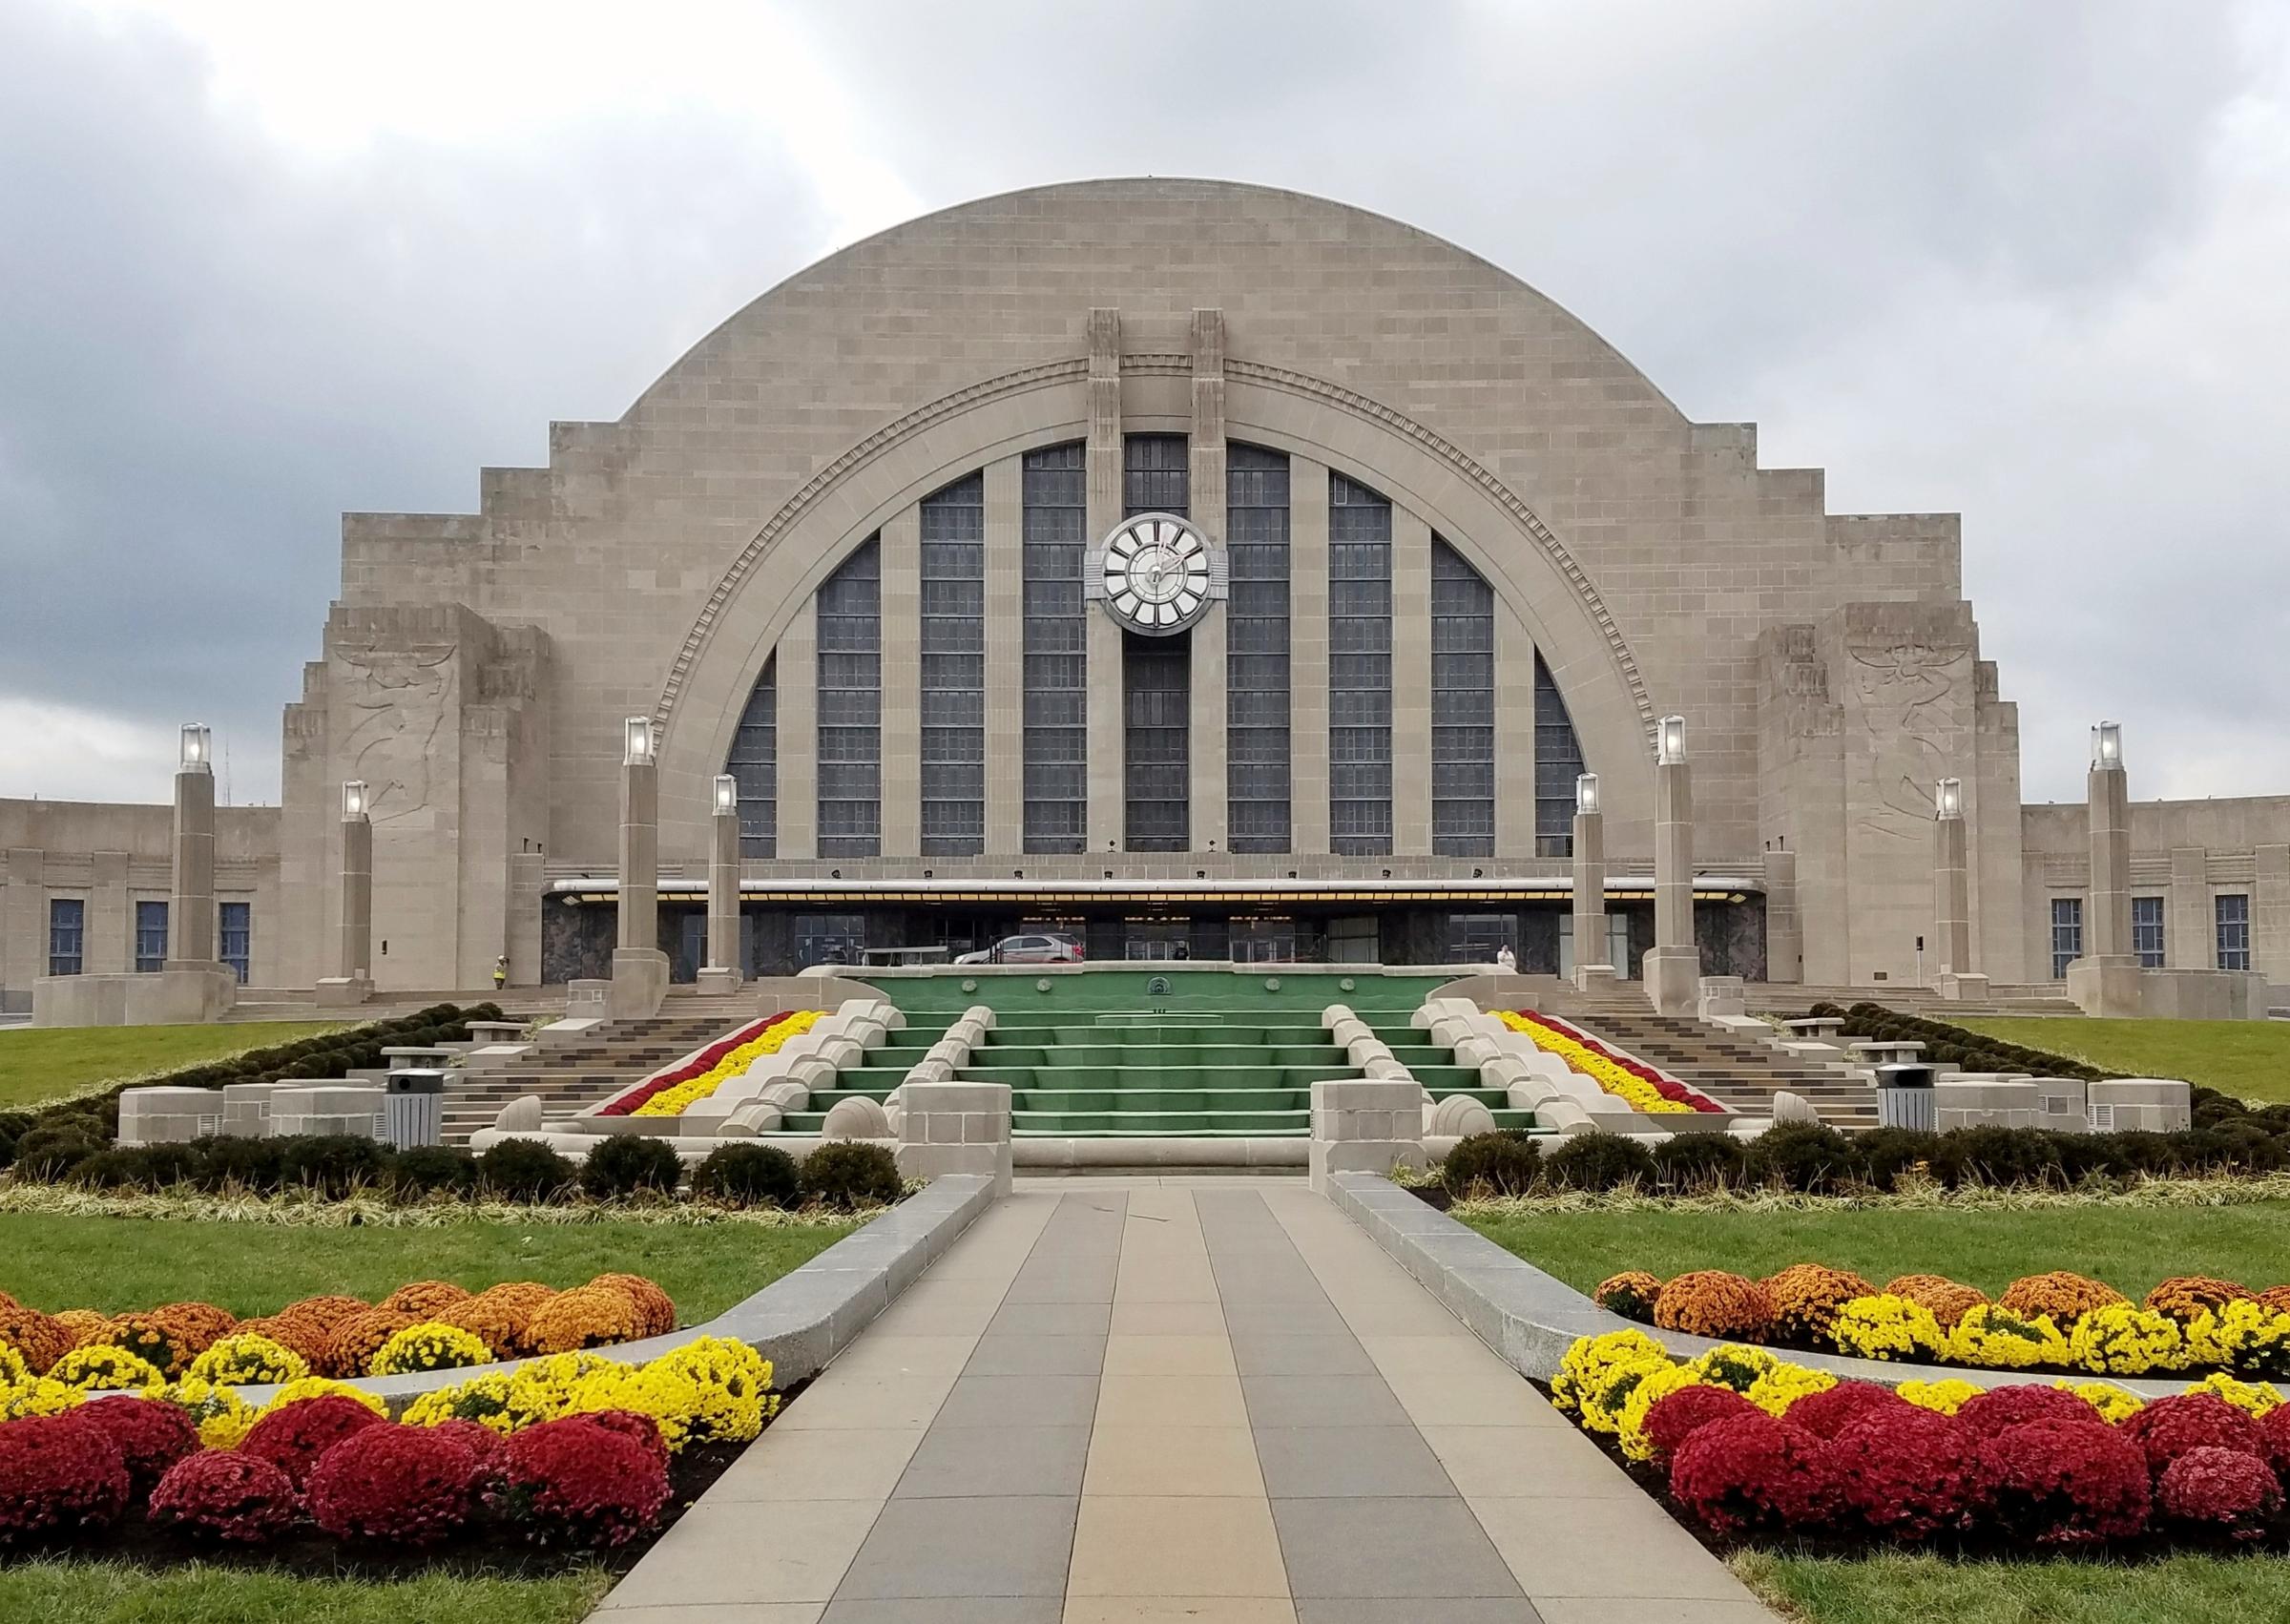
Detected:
[
  {"left": 1328, "top": 472, "right": 1392, "bottom": 855},
  {"left": 219, "top": 901, "right": 251, "bottom": 983},
  {"left": 135, "top": 900, "right": 168, "bottom": 973},
  {"left": 816, "top": 537, "right": 882, "bottom": 858},
  {"left": 1125, "top": 636, "right": 1191, "bottom": 850},
  {"left": 1533, "top": 653, "right": 1588, "bottom": 858},
  {"left": 1430, "top": 539, "right": 1495, "bottom": 857},
  {"left": 2132, "top": 895, "right": 2165, "bottom": 969},
  {"left": 2217, "top": 893, "right": 2252, "bottom": 972},
  {"left": 726, "top": 655, "right": 777, "bottom": 858},
  {"left": 919, "top": 473, "right": 986, "bottom": 856},
  {"left": 2051, "top": 897, "right": 2084, "bottom": 980},
  {"left": 49, "top": 898, "right": 84, "bottom": 977},
  {"left": 1226, "top": 445, "right": 1290, "bottom": 853},
  {"left": 1123, "top": 433, "right": 1190, "bottom": 519},
  {"left": 1022, "top": 444, "right": 1087, "bottom": 852}
]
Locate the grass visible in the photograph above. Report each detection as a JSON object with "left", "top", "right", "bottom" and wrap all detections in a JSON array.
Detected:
[
  {"left": 0, "top": 1210, "right": 857, "bottom": 1320},
  {"left": 1959, "top": 1016, "right": 2290, "bottom": 1104},
  {"left": 0, "top": 1022, "right": 349, "bottom": 1112},
  {"left": 1737, "top": 1550, "right": 2290, "bottom": 1623},
  {"left": 1462, "top": 1197, "right": 2290, "bottom": 1299},
  {"left": 0, "top": 1560, "right": 611, "bottom": 1623}
]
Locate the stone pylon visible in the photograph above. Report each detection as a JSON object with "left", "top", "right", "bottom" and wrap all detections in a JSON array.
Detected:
[
  {"left": 610, "top": 718, "right": 671, "bottom": 1020},
  {"left": 1642, "top": 717, "right": 1701, "bottom": 1014},
  {"left": 697, "top": 774, "right": 744, "bottom": 993}
]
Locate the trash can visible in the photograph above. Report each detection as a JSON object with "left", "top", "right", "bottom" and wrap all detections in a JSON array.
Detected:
[
  {"left": 384, "top": 1070, "right": 448, "bottom": 1149},
  {"left": 1875, "top": 1062, "right": 1937, "bottom": 1132}
]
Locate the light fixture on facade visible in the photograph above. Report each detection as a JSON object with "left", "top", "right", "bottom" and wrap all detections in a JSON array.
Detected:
[
  {"left": 343, "top": 781, "right": 367, "bottom": 820},
  {"left": 713, "top": 774, "right": 738, "bottom": 816},
  {"left": 1656, "top": 716, "right": 1687, "bottom": 766},
  {"left": 179, "top": 722, "right": 211, "bottom": 770},
  {"left": 1576, "top": 772, "right": 1600, "bottom": 816},
  {"left": 1934, "top": 777, "right": 1963, "bottom": 819},
  {"left": 2092, "top": 720, "right": 2123, "bottom": 768},
  {"left": 623, "top": 716, "right": 655, "bottom": 765}
]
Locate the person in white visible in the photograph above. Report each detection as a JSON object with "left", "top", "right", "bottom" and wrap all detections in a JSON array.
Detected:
[{"left": 1494, "top": 944, "right": 1516, "bottom": 973}]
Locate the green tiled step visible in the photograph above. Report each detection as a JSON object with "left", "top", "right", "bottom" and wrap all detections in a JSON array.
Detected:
[
  {"left": 974, "top": 1043, "right": 1348, "bottom": 1069},
  {"left": 959, "top": 1063, "right": 1355, "bottom": 1091},
  {"left": 1014, "top": 1109, "right": 1307, "bottom": 1135},
  {"left": 973, "top": 1019, "right": 1361, "bottom": 1045}
]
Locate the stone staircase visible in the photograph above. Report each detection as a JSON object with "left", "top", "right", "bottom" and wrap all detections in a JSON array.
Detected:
[{"left": 1546, "top": 1005, "right": 1882, "bottom": 1128}]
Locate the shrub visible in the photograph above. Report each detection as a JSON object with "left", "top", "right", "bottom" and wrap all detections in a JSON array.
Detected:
[
  {"left": 190, "top": 1135, "right": 287, "bottom": 1194},
  {"left": 580, "top": 1134, "right": 686, "bottom": 1200},
  {"left": 1669, "top": 1411, "right": 1838, "bottom": 1535},
  {"left": 90, "top": 1313, "right": 198, "bottom": 1379},
  {"left": 1855, "top": 1128, "right": 1945, "bottom": 1192},
  {"left": 279, "top": 1134, "right": 393, "bottom": 1197},
  {"left": 2068, "top": 1302, "right": 2189, "bottom": 1377},
  {"left": 73, "top": 1395, "right": 198, "bottom": 1497},
  {"left": 10, "top": 1124, "right": 104, "bottom": 1181},
  {"left": 479, "top": 1138, "right": 577, "bottom": 1202},
  {"left": 1654, "top": 1271, "right": 1776, "bottom": 1342},
  {"left": 1651, "top": 1132, "right": 1748, "bottom": 1191},
  {"left": 1980, "top": 1419, "right": 2151, "bottom": 1545},
  {"left": 1884, "top": 1273, "right": 1988, "bottom": 1329},
  {"left": 692, "top": 1143, "right": 802, "bottom": 1208},
  {"left": 1956, "top": 1383, "right": 2103, "bottom": 1438},
  {"left": 1541, "top": 1131, "right": 1656, "bottom": 1193},
  {"left": 2147, "top": 1277, "right": 2253, "bottom": 1322},
  {"left": 527, "top": 1287, "right": 645, "bottom": 1355},
  {"left": 371, "top": 1322, "right": 496, "bottom": 1376},
  {"left": 499, "top": 1416, "right": 672, "bottom": 1548},
  {"left": 148, "top": 1450, "right": 298, "bottom": 1544},
  {"left": 240, "top": 1394, "right": 386, "bottom": 1489},
  {"left": 389, "top": 1146, "right": 480, "bottom": 1197},
  {"left": 1593, "top": 1272, "right": 1664, "bottom": 1323},
  {"left": 1943, "top": 1304, "right": 2070, "bottom": 1370},
  {"left": 71, "top": 1143, "right": 201, "bottom": 1191},
  {"left": 0, "top": 1412, "right": 130, "bottom": 1542},
  {"left": 381, "top": 1280, "right": 474, "bottom": 1319},
  {"left": 590, "top": 1274, "right": 677, "bottom": 1340},
  {"left": 1999, "top": 1271, "right": 2127, "bottom": 1326},
  {"left": 1639, "top": 1384, "right": 1759, "bottom": 1465},
  {"left": 327, "top": 1308, "right": 418, "bottom": 1377},
  {"left": 1440, "top": 1132, "right": 1541, "bottom": 1198},
  {"left": 1930, "top": 1126, "right": 2064, "bottom": 1190},
  {"left": 428, "top": 1418, "right": 508, "bottom": 1480},
  {"left": 439, "top": 1282, "right": 559, "bottom": 1358},
  {"left": 1783, "top": 1380, "right": 1914, "bottom": 1441},
  {"left": 2119, "top": 1392, "right": 2265, "bottom": 1473},
  {"left": 1831, "top": 1405, "right": 1987, "bottom": 1540},
  {"left": 801, "top": 1140, "right": 904, "bottom": 1210},
  {"left": 1748, "top": 1122, "right": 1860, "bottom": 1194},
  {"left": 1764, "top": 1263, "right": 1876, "bottom": 1343},
  {"left": 2156, "top": 1447, "right": 2282, "bottom": 1540},
  {"left": 307, "top": 1424, "right": 481, "bottom": 1545}
]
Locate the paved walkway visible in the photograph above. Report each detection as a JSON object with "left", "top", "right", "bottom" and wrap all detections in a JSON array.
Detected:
[{"left": 593, "top": 1177, "right": 1778, "bottom": 1623}]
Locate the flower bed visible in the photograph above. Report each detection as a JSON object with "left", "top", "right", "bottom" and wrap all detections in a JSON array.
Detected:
[
  {"left": 1556, "top": 1326, "right": 2290, "bottom": 1551},
  {"left": 1497, "top": 1010, "right": 1723, "bottom": 1114},
  {"left": 598, "top": 1010, "right": 824, "bottom": 1117},
  {"left": 1596, "top": 1264, "right": 2290, "bottom": 1381},
  {"left": 0, "top": 1272, "right": 674, "bottom": 1381}
]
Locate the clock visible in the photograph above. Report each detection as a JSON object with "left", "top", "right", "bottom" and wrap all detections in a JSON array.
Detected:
[{"left": 1087, "top": 512, "right": 1226, "bottom": 635}]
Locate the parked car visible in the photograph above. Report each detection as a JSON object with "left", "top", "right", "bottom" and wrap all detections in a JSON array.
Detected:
[{"left": 955, "top": 932, "right": 1085, "bottom": 966}]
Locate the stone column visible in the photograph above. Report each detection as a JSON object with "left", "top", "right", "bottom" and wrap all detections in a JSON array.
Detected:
[
  {"left": 1571, "top": 775, "right": 1612, "bottom": 989},
  {"left": 1642, "top": 716, "right": 1701, "bottom": 1014},
  {"left": 165, "top": 730, "right": 219, "bottom": 973},
  {"left": 1763, "top": 847, "right": 1801, "bottom": 985},
  {"left": 317, "top": 781, "right": 374, "bottom": 1006},
  {"left": 1307, "top": 1077, "right": 1424, "bottom": 1194},
  {"left": 1931, "top": 778, "right": 1987, "bottom": 1000},
  {"left": 610, "top": 718, "right": 670, "bottom": 1020},
  {"left": 2064, "top": 720, "right": 2141, "bottom": 1015},
  {"left": 1084, "top": 307, "right": 1125, "bottom": 855},
  {"left": 1187, "top": 308, "right": 1229, "bottom": 854},
  {"left": 697, "top": 775, "right": 743, "bottom": 993}
]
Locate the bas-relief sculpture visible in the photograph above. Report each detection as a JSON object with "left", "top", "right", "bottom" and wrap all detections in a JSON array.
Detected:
[
  {"left": 339, "top": 645, "right": 455, "bottom": 831},
  {"left": 1844, "top": 630, "right": 1971, "bottom": 847}
]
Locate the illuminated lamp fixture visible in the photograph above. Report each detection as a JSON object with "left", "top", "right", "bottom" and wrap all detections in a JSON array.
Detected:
[
  {"left": 1575, "top": 772, "right": 1600, "bottom": 815},
  {"left": 1934, "top": 777, "right": 1963, "bottom": 819},
  {"left": 623, "top": 716, "right": 655, "bottom": 765},
  {"left": 2091, "top": 720, "right": 2123, "bottom": 768},
  {"left": 343, "top": 780, "right": 368, "bottom": 820},
  {"left": 179, "top": 722, "right": 211, "bottom": 770},
  {"left": 713, "top": 774, "right": 738, "bottom": 815},
  {"left": 1655, "top": 715, "right": 1687, "bottom": 766}
]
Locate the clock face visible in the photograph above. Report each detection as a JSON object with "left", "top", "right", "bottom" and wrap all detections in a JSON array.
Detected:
[{"left": 1101, "top": 514, "right": 1215, "bottom": 634}]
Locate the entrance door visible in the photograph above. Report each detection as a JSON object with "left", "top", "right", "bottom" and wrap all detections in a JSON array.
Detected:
[
  {"left": 1124, "top": 918, "right": 1191, "bottom": 961},
  {"left": 1559, "top": 913, "right": 1634, "bottom": 978}
]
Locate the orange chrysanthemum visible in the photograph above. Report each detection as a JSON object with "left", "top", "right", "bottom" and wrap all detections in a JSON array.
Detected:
[{"left": 1652, "top": 1271, "right": 1775, "bottom": 1342}]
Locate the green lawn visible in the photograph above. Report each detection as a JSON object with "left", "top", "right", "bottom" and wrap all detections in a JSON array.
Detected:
[
  {"left": 1738, "top": 1551, "right": 2290, "bottom": 1624},
  {"left": 1464, "top": 1198, "right": 2290, "bottom": 1300},
  {"left": 0, "top": 1561, "right": 610, "bottom": 1624},
  {"left": 0, "top": 1021, "right": 349, "bottom": 1111},
  {"left": 1959, "top": 1016, "right": 2290, "bottom": 1103},
  {"left": 0, "top": 1210, "right": 857, "bottom": 1321}
]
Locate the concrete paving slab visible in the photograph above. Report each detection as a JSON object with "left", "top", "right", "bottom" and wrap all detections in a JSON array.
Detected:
[
  {"left": 1083, "top": 1424, "right": 1266, "bottom": 1498},
  {"left": 935, "top": 1373, "right": 1102, "bottom": 1429},
  {"left": 1068, "top": 1495, "right": 1289, "bottom": 1598},
  {"left": 835, "top": 1496, "right": 1079, "bottom": 1600},
  {"left": 1270, "top": 1497, "right": 1524, "bottom": 1600},
  {"left": 897, "top": 1425, "right": 1093, "bottom": 1499},
  {"left": 1254, "top": 1425, "right": 1455, "bottom": 1498},
  {"left": 966, "top": 1334, "right": 1111, "bottom": 1376},
  {"left": 706, "top": 1427, "right": 926, "bottom": 1503}
]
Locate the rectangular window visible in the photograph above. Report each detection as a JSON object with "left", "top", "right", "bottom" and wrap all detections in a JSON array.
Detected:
[
  {"left": 1446, "top": 912, "right": 1516, "bottom": 963},
  {"left": 728, "top": 655, "right": 777, "bottom": 858},
  {"left": 219, "top": 901, "right": 251, "bottom": 983},
  {"left": 1430, "top": 540, "right": 1495, "bottom": 857},
  {"left": 1328, "top": 473, "right": 1392, "bottom": 855},
  {"left": 920, "top": 473, "right": 986, "bottom": 856},
  {"left": 1022, "top": 444, "right": 1088, "bottom": 852},
  {"left": 795, "top": 912, "right": 867, "bottom": 969},
  {"left": 2051, "top": 896, "right": 2084, "bottom": 980},
  {"left": 48, "top": 898, "right": 84, "bottom": 976},
  {"left": 816, "top": 537, "right": 882, "bottom": 857},
  {"left": 1123, "top": 433, "right": 1189, "bottom": 519},
  {"left": 1534, "top": 653, "right": 1587, "bottom": 858},
  {"left": 135, "top": 900, "right": 169, "bottom": 973},
  {"left": 1226, "top": 445, "right": 1290, "bottom": 853},
  {"left": 2131, "top": 895, "right": 2165, "bottom": 969},
  {"left": 2217, "top": 893, "right": 2252, "bottom": 972},
  {"left": 1124, "top": 635, "right": 1190, "bottom": 850}
]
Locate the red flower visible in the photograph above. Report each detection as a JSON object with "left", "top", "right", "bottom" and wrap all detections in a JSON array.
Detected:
[
  {"left": 148, "top": 1450, "right": 299, "bottom": 1545},
  {"left": 308, "top": 1424, "right": 480, "bottom": 1546},
  {"left": 0, "top": 1412, "right": 130, "bottom": 1544},
  {"left": 1980, "top": 1419, "right": 2150, "bottom": 1546},
  {"left": 2258, "top": 1405, "right": 2290, "bottom": 1478},
  {"left": 427, "top": 1420, "right": 508, "bottom": 1481},
  {"left": 497, "top": 1417, "right": 670, "bottom": 1549},
  {"left": 1639, "top": 1385, "right": 1761, "bottom": 1465},
  {"left": 1954, "top": 1383, "right": 2099, "bottom": 1439},
  {"left": 1831, "top": 1405, "right": 1988, "bottom": 1540},
  {"left": 2119, "top": 1393, "right": 2265, "bottom": 1474},
  {"left": 74, "top": 1397, "right": 198, "bottom": 1500},
  {"left": 239, "top": 1394, "right": 385, "bottom": 1489},
  {"left": 600, "top": 1012, "right": 793, "bottom": 1114},
  {"left": 2155, "top": 1447, "right": 2282, "bottom": 1541},
  {"left": 1783, "top": 1381, "right": 1914, "bottom": 1442},
  {"left": 573, "top": 1408, "right": 670, "bottom": 1471},
  {"left": 1669, "top": 1411, "right": 1839, "bottom": 1535}
]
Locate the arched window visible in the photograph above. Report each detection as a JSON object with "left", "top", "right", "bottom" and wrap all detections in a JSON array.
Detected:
[
  {"left": 1328, "top": 472, "right": 1393, "bottom": 855},
  {"left": 1226, "top": 444, "right": 1291, "bottom": 853},
  {"left": 1534, "top": 652, "right": 1587, "bottom": 857},
  {"left": 725, "top": 654, "right": 777, "bottom": 857},
  {"left": 816, "top": 537, "right": 882, "bottom": 858},
  {"left": 1429, "top": 540, "right": 1494, "bottom": 857},
  {"left": 920, "top": 473, "right": 986, "bottom": 855}
]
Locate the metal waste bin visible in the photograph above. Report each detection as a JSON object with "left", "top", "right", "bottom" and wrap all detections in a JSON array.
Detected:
[
  {"left": 1875, "top": 1062, "right": 1937, "bottom": 1132},
  {"left": 384, "top": 1070, "right": 448, "bottom": 1149}
]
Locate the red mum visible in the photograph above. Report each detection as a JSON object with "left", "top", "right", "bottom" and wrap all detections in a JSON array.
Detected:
[
  {"left": 427, "top": 1420, "right": 508, "bottom": 1481},
  {"left": 239, "top": 1394, "right": 385, "bottom": 1489},
  {"left": 1955, "top": 1383, "right": 2099, "bottom": 1439},
  {"left": 1980, "top": 1419, "right": 2150, "bottom": 1546},
  {"left": 498, "top": 1416, "right": 670, "bottom": 1549},
  {"left": 0, "top": 1412, "right": 130, "bottom": 1544},
  {"left": 1830, "top": 1405, "right": 1988, "bottom": 1540},
  {"left": 307, "top": 1424, "right": 480, "bottom": 1546},
  {"left": 2156, "top": 1447, "right": 2282, "bottom": 1541},
  {"left": 1669, "top": 1411, "right": 1839, "bottom": 1535},
  {"left": 148, "top": 1450, "right": 299, "bottom": 1545},
  {"left": 1639, "top": 1385, "right": 1761, "bottom": 1466},
  {"left": 571, "top": 1408, "right": 670, "bottom": 1472},
  {"left": 2259, "top": 1406, "right": 2290, "bottom": 1478},
  {"left": 1785, "top": 1381, "right": 1914, "bottom": 1442},
  {"left": 2119, "top": 1393, "right": 2265, "bottom": 1474},
  {"left": 73, "top": 1397, "right": 198, "bottom": 1500}
]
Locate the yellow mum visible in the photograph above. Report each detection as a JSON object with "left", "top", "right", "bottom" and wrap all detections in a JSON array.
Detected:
[
  {"left": 186, "top": 1333, "right": 308, "bottom": 1388},
  {"left": 264, "top": 1375, "right": 387, "bottom": 1416},
  {"left": 2069, "top": 1303, "right": 2191, "bottom": 1376},
  {"left": 1942, "top": 1304, "right": 2070, "bottom": 1371},
  {"left": 1830, "top": 1296, "right": 1943, "bottom": 1363},
  {"left": 634, "top": 1010, "right": 825, "bottom": 1118},
  {"left": 1897, "top": 1379, "right": 1984, "bottom": 1416},
  {"left": 45, "top": 1344, "right": 165, "bottom": 1395},
  {"left": 1745, "top": 1362, "right": 1838, "bottom": 1418},
  {"left": 2184, "top": 1370, "right": 2283, "bottom": 1418},
  {"left": 0, "top": 1377, "right": 85, "bottom": 1420},
  {"left": 1554, "top": 1329, "right": 1670, "bottom": 1416},
  {"left": 166, "top": 1378, "right": 259, "bottom": 1447},
  {"left": 370, "top": 1322, "right": 495, "bottom": 1377},
  {"left": 2052, "top": 1380, "right": 2146, "bottom": 1424},
  {"left": 1616, "top": 1364, "right": 1706, "bottom": 1462}
]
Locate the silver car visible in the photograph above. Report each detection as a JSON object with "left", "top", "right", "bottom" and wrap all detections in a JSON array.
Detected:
[{"left": 955, "top": 932, "right": 1085, "bottom": 965}]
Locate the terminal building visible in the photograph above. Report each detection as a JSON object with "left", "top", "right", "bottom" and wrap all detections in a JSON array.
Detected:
[{"left": 4, "top": 178, "right": 2286, "bottom": 1010}]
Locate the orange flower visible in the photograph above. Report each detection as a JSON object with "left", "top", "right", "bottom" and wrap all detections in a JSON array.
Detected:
[
  {"left": 50, "top": 1309, "right": 113, "bottom": 1353},
  {"left": 589, "top": 1275, "right": 677, "bottom": 1339},
  {"left": 2145, "top": 1276, "right": 2252, "bottom": 1323},
  {"left": 526, "top": 1286, "right": 647, "bottom": 1355},
  {"left": 329, "top": 1308, "right": 420, "bottom": 1378},
  {"left": 1593, "top": 1272, "right": 1665, "bottom": 1323},
  {"left": 382, "top": 1280, "right": 474, "bottom": 1319},
  {"left": 1763, "top": 1264, "right": 1876, "bottom": 1343},
  {"left": 1653, "top": 1271, "right": 1775, "bottom": 1342},
  {"left": 236, "top": 1314, "right": 335, "bottom": 1374},
  {"left": 437, "top": 1282, "right": 558, "bottom": 1358},
  {"left": 1999, "top": 1271, "right": 2127, "bottom": 1326},
  {"left": 1884, "top": 1273, "right": 1988, "bottom": 1330},
  {"left": 0, "top": 1305, "right": 73, "bottom": 1375}
]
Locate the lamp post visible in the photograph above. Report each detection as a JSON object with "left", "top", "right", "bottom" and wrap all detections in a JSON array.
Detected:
[
  {"left": 1571, "top": 772, "right": 1613, "bottom": 989},
  {"left": 2062, "top": 719, "right": 2141, "bottom": 1015},
  {"left": 1930, "top": 776, "right": 1984, "bottom": 1000},
  {"left": 318, "top": 780, "right": 376, "bottom": 1006},
  {"left": 1643, "top": 714, "right": 1702, "bottom": 1014},
  {"left": 697, "top": 772, "right": 744, "bottom": 991},
  {"left": 609, "top": 716, "right": 671, "bottom": 1019},
  {"left": 165, "top": 724, "right": 218, "bottom": 974}
]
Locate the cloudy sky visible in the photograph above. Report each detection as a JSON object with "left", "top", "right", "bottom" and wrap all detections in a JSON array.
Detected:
[{"left": 2, "top": 0, "right": 2285, "bottom": 808}]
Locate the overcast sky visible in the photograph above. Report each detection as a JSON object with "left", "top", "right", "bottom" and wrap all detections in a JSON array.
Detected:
[{"left": 3, "top": 0, "right": 2286, "bottom": 809}]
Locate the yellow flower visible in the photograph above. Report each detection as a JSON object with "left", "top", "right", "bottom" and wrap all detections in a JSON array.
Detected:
[
  {"left": 1681, "top": 1343, "right": 1781, "bottom": 1393},
  {"left": 370, "top": 1322, "right": 495, "bottom": 1377},
  {"left": 1554, "top": 1330, "right": 1670, "bottom": 1416},
  {"left": 1496, "top": 1011, "right": 1697, "bottom": 1113},
  {"left": 1616, "top": 1364, "right": 1706, "bottom": 1462},
  {"left": 2183, "top": 1301, "right": 2290, "bottom": 1375},
  {"left": 1745, "top": 1362, "right": 1839, "bottom": 1418},
  {"left": 1831, "top": 1296, "right": 1943, "bottom": 1363},
  {"left": 2052, "top": 1380, "right": 2146, "bottom": 1424},
  {"left": 1942, "top": 1304, "right": 2070, "bottom": 1371},
  {"left": 633, "top": 1010, "right": 825, "bottom": 1117},
  {"left": 405, "top": 1371, "right": 524, "bottom": 1435},
  {"left": 45, "top": 1344, "right": 165, "bottom": 1395},
  {"left": 166, "top": 1378, "right": 259, "bottom": 1447},
  {"left": 1582, "top": 1354, "right": 1674, "bottom": 1436},
  {"left": 2068, "top": 1303, "right": 2191, "bottom": 1376},
  {"left": 2183, "top": 1370, "right": 2283, "bottom": 1418},
  {"left": 186, "top": 1333, "right": 308, "bottom": 1388},
  {"left": 264, "top": 1376, "right": 387, "bottom": 1416},
  {"left": 1897, "top": 1379, "right": 1984, "bottom": 1416},
  {"left": 0, "top": 1377, "right": 86, "bottom": 1420},
  {"left": 0, "top": 1343, "right": 30, "bottom": 1388}
]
